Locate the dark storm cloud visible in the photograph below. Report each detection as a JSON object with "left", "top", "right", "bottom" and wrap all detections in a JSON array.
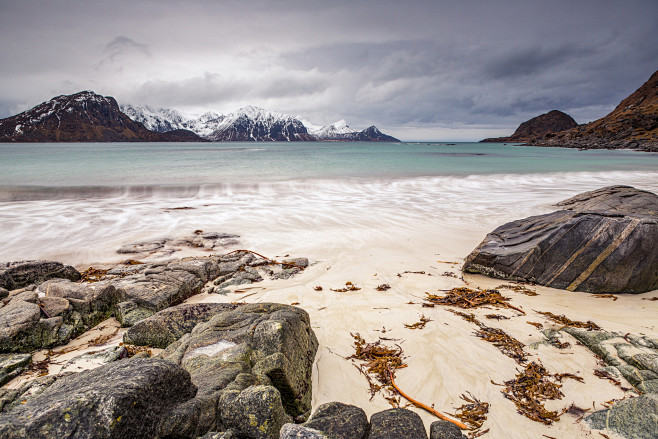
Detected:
[{"left": 0, "top": 0, "right": 657, "bottom": 140}]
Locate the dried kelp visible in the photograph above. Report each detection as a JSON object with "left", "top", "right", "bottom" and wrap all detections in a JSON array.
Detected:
[
  {"left": 80, "top": 267, "right": 109, "bottom": 283},
  {"left": 485, "top": 314, "right": 510, "bottom": 320},
  {"left": 594, "top": 294, "right": 618, "bottom": 301},
  {"left": 120, "top": 342, "right": 152, "bottom": 358},
  {"left": 499, "top": 362, "right": 565, "bottom": 425},
  {"left": 314, "top": 286, "right": 323, "bottom": 291},
  {"left": 527, "top": 321, "right": 544, "bottom": 330},
  {"left": 497, "top": 284, "right": 538, "bottom": 296},
  {"left": 475, "top": 326, "right": 527, "bottom": 364},
  {"left": 594, "top": 369, "right": 622, "bottom": 386},
  {"left": 448, "top": 310, "right": 527, "bottom": 364},
  {"left": 642, "top": 297, "right": 658, "bottom": 301},
  {"left": 442, "top": 271, "right": 458, "bottom": 278},
  {"left": 426, "top": 288, "right": 525, "bottom": 315},
  {"left": 348, "top": 333, "right": 467, "bottom": 429},
  {"left": 453, "top": 392, "right": 489, "bottom": 432},
  {"left": 534, "top": 311, "right": 601, "bottom": 331},
  {"left": 404, "top": 315, "right": 431, "bottom": 329},
  {"left": 349, "top": 333, "right": 406, "bottom": 399},
  {"left": 122, "top": 259, "right": 144, "bottom": 265},
  {"left": 375, "top": 284, "right": 391, "bottom": 291},
  {"left": 331, "top": 282, "right": 361, "bottom": 292}
]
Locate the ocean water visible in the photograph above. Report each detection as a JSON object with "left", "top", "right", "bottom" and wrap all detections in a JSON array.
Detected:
[{"left": 0, "top": 141, "right": 657, "bottom": 264}]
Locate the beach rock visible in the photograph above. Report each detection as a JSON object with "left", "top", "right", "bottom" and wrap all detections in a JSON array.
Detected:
[
  {"left": 219, "top": 385, "right": 291, "bottom": 439},
  {"left": 0, "top": 260, "right": 80, "bottom": 290},
  {"left": 160, "top": 303, "right": 318, "bottom": 438},
  {"left": 114, "top": 300, "right": 154, "bottom": 327},
  {"left": 0, "top": 288, "right": 8, "bottom": 300},
  {"left": 124, "top": 302, "right": 238, "bottom": 348},
  {"left": 38, "top": 296, "right": 70, "bottom": 317},
  {"left": 279, "top": 424, "right": 330, "bottom": 438},
  {"left": 0, "top": 358, "right": 197, "bottom": 438},
  {"left": 297, "top": 402, "right": 369, "bottom": 439},
  {"left": 0, "top": 300, "right": 42, "bottom": 352},
  {"left": 463, "top": 186, "right": 658, "bottom": 293},
  {"left": 0, "top": 354, "right": 31, "bottom": 386},
  {"left": 59, "top": 345, "right": 127, "bottom": 374},
  {"left": 7, "top": 290, "right": 37, "bottom": 304},
  {"left": 587, "top": 393, "right": 658, "bottom": 439},
  {"left": 40, "top": 279, "right": 121, "bottom": 324},
  {"left": 430, "top": 420, "right": 467, "bottom": 439},
  {"left": 116, "top": 238, "right": 169, "bottom": 254},
  {"left": 0, "top": 374, "right": 62, "bottom": 413},
  {"left": 200, "top": 432, "right": 237, "bottom": 439},
  {"left": 367, "top": 408, "right": 428, "bottom": 439}
]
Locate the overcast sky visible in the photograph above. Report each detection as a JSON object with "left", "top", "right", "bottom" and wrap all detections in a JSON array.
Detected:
[{"left": 1, "top": 0, "right": 656, "bottom": 141}]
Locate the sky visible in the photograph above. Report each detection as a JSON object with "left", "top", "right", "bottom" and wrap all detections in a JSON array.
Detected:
[{"left": 0, "top": 0, "right": 656, "bottom": 141}]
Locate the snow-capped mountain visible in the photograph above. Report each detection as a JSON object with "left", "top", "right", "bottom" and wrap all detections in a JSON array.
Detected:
[
  {"left": 307, "top": 119, "right": 358, "bottom": 140},
  {"left": 206, "top": 106, "right": 314, "bottom": 141},
  {"left": 120, "top": 105, "right": 224, "bottom": 139},
  {"left": 0, "top": 91, "right": 204, "bottom": 143}
]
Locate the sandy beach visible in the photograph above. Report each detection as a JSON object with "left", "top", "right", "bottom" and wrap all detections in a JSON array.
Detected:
[{"left": 6, "top": 179, "right": 656, "bottom": 438}]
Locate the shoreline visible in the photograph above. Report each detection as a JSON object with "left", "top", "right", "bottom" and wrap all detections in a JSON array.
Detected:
[{"left": 4, "top": 234, "right": 655, "bottom": 438}]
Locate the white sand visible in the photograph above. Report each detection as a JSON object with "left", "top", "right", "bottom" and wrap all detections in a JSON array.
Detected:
[{"left": 184, "top": 223, "right": 656, "bottom": 438}]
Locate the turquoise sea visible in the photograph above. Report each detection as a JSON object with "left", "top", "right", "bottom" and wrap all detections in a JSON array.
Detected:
[{"left": 0, "top": 141, "right": 657, "bottom": 264}]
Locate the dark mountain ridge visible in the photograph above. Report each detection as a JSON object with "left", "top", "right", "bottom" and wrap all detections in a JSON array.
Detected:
[
  {"left": 0, "top": 91, "right": 204, "bottom": 143},
  {"left": 531, "top": 70, "right": 658, "bottom": 152},
  {"left": 481, "top": 110, "right": 578, "bottom": 143}
]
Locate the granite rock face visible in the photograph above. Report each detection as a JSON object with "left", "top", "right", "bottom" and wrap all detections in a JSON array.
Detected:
[
  {"left": 158, "top": 303, "right": 318, "bottom": 438},
  {"left": 0, "top": 358, "right": 197, "bottom": 438},
  {"left": 463, "top": 186, "right": 658, "bottom": 293},
  {"left": 124, "top": 302, "right": 239, "bottom": 348},
  {"left": 280, "top": 402, "right": 368, "bottom": 439},
  {"left": 587, "top": 393, "right": 658, "bottom": 439},
  {"left": 367, "top": 408, "right": 428, "bottom": 439},
  {"left": 0, "top": 260, "right": 80, "bottom": 291}
]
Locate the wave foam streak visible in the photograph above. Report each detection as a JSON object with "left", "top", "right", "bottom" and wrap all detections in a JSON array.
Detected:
[{"left": 0, "top": 171, "right": 656, "bottom": 265}]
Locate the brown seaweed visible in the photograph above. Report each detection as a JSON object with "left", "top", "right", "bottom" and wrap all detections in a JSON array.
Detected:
[
  {"left": 375, "top": 284, "right": 391, "bottom": 291},
  {"left": 80, "top": 267, "right": 109, "bottom": 283},
  {"left": 534, "top": 311, "right": 601, "bottom": 330},
  {"left": 331, "top": 282, "right": 361, "bottom": 292},
  {"left": 404, "top": 315, "right": 431, "bottom": 330},
  {"left": 497, "top": 284, "right": 538, "bottom": 296},
  {"left": 499, "top": 361, "right": 566, "bottom": 425},
  {"left": 426, "top": 288, "right": 525, "bottom": 315},
  {"left": 453, "top": 392, "right": 489, "bottom": 432}
]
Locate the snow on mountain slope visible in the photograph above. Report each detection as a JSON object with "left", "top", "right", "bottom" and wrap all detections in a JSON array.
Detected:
[
  {"left": 121, "top": 105, "right": 224, "bottom": 138},
  {"left": 206, "top": 106, "right": 313, "bottom": 141}
]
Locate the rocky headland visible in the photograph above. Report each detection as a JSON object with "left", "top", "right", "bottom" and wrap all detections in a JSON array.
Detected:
[
  {"left": 481, "top": 110, "right": 578, "bottom": 143},
  {"left": 531, "top": 70, "right": 658, "bottom": 152}
]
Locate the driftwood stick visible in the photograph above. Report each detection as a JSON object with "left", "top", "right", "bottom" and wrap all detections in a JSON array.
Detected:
[{"left": 388, "top": 369, "right": 469, "bottom": 430}]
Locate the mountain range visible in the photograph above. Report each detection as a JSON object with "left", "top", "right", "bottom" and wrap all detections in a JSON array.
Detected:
[
  {"left": 121, "top": 104, "right": 398, "bottom": 142},
  {"left": 481, "top": 69, "right": 658, "bottom": 152},
  {"left": 0, "top": 91, "right": 399, "bottom": 143}
]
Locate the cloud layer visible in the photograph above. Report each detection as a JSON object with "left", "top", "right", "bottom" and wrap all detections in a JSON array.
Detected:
[{"left": 1, "top": 0, "right": 656, "bottom": 140}]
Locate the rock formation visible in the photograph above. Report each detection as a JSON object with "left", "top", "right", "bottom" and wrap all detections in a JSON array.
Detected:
[
  {"left": 481, "top": 110, "right": 577, "bottom": 143},
  {"left": 463, "top": 185, "right": 658, "bottom": 293},
  {"left": 532, "top": 69, "right": 658, "bottom": 152}
]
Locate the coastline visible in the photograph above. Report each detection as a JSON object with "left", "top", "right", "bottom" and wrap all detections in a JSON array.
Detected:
[{"left": 2, "top": 180, "right": 656, "bottom": 437}]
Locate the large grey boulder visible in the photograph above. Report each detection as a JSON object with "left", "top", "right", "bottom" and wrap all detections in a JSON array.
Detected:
[
  {"left": 0, "top": 260, "right": 80, "bottom": 291},
  {"left": 124, "top": 302, "right": 238, "bottom": 348},
  {"left": 430, "top": 420, "right": 467, "bottom": 439},
  {"left": 296, "top": 402, "right": 369, "bottom": 439},
  {"left": 367, "top": 408, "right": 428, "bottom": 439},
  {"left": 463, "top": 186, "right": 658, "bottom": 293},
  {"left": 159, "top": 303, "right": 318, "bottom": 438},
  {"left": 0, "top": 358, "right": 197, "bottom": 438},
  {"left": 587, "top": 394, "right": 658, "bottom": 439}
]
